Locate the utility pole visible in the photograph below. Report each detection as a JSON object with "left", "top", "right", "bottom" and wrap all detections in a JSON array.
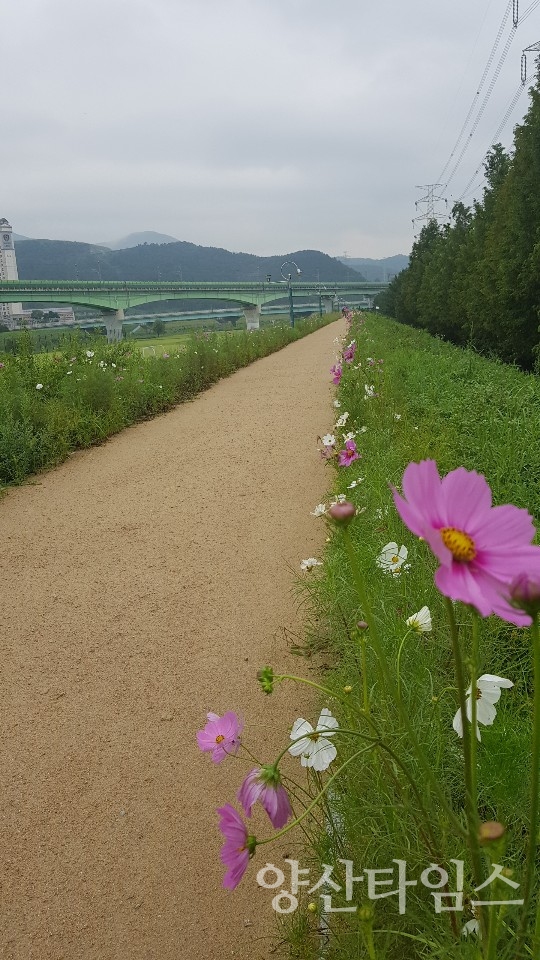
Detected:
[{"left": 412, "top": 183, "right": 448, "bottom": 233}]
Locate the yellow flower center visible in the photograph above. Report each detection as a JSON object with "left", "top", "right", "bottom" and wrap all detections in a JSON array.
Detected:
[
  {"left": 308, "top": 732, "right": 320, "bottom": 741},
  {"left": 391, "top": 555, "right": 399, "bottom": 564},
  {"left": 440, "top": 527, "right": 476, "bottom": 563},
  {"left": 215, "top": 734, "right": 225, "bottom": 743}
]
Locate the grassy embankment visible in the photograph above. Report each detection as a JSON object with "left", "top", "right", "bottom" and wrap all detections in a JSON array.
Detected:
[
  {"left": 0, "top": 314, "right": 336, "bottom": 489},
  {"left": 275, "top": 314, "right": 540, "bottom": 959}
]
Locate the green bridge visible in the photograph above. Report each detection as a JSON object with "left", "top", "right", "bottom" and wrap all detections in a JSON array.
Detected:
[{"left": 0, "top": 279, "right": 388, "bottom": 340}]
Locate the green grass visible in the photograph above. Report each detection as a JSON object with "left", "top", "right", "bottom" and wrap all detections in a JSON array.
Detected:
[
  {"left": 0, "top": 314, "right": 337, "bottom": 489},
  {"left": 272, "top": 314, "right": 540, "bottom": 959}
]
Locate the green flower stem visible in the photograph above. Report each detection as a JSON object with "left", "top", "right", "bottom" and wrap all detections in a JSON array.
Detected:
[
  {"left": 396, "top": 628, "right": 413, "bottom": 701},
  {"left": 359, "top": 630, "right": 371, "bottom": 715},
  {"left": 514, "top": 613, "right": 540, "bottom": 957},
  {"left": 256, "top": 745, "right": 376, "bottom": 846},
  {"left": 443, "top": 598, "right": 487, "bottom": 942},
  {"left": 342, "top": 527, "right": 467, "bottom": 839},
  {"left": 470, "top": 611, "right": 480, "bottom": 826}
]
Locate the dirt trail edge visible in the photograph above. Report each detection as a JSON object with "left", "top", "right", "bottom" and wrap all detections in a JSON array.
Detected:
[{"left": 0, "top": 319, "right": 346, "bottom": 960}]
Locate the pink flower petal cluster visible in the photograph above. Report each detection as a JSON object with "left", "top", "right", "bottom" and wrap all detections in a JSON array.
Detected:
[
  {"left": 330, "top": 364, "right": 342, "bottom": 385},
  {"left": 196, "top": 710, "right": 243, "bottom": 763},
  {"left": 238, "top": 766, "right": 292, "bottom": 828},
  {"left": 217, "top": 804, "right": 254, "bottom": 889},
  {"left": 338, "top": 440, "right": 360, "bottom": 467},
  {"left": 343, "top": 341, "right": 357, "bottom": 364},
  {"left": 392, "top": 460, "right": 540, "bottom": 625}
]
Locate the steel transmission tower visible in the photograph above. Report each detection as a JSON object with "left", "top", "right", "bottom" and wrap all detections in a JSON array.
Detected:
[{"left": 412, "top": 183, "right": 448, "bottom": 235}]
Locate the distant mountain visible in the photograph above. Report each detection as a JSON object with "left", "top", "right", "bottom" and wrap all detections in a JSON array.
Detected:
[
  {"left": 14, "top": 238, "right": 361, "bottom": 285},
  {"left": 13, "top": 232, "right": 31, "bottom": 242},
  {"left": 99, "top": 231, "right": 179, "bottom": 249},
  {"left": 338, "top": 255, "right": 409, "bottom": 282}
]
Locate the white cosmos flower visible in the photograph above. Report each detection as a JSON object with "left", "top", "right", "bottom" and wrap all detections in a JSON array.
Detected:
[
  {"left": 364, "top": 384, "right": 375, "bottom": 398},
  {"left": 335, "top": 412, "right": 349, "bottom": 428},
  {"left": 333, "top": 400, "right": 341, "bottom": 408},
  {"left": 289, "top": 708, "right": 339, "bottom": 771},
  {"left": 406, "top": 606, "right": 432, "bottom": 633},
  {"left": 343, "top": 431, "right": 356, "bottom": 442},
  {"left": 311, "top": 503, "right": 327, "bottom": 517},
  {"left": 453, "top": 674, "right": 514, "bottom": 741},
  {"left": 462, "top": 919, "right": 480, "bottom": 938},
  {"left": 321, "top": 434, "right": 336, "bottom": 447},
  {"left": 86, "top": 350, "right": 95, "bottom": 358},
  {"left": 300, "top": 557, "right": 323, "bottom": 571},
  {"left": 376, "top": 542, "right": 409, "bottom": 575}
]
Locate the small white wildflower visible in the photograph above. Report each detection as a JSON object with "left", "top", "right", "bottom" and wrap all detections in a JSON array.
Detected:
[
  {"left": 364, "top": 384, "right": 375, "bottom": 398},
  {"left": 394, "top": 414, "right": 402, "bottom": 420},
  {"left": 300, "top": 558, "right": 323, "bottom": 571},
  {"left": 86, "top": 350, "right": 94, "bottom": 358},
  {"left": 321, "top": 434, "right": 336, "bottom": 447},
  {"left": 358, "top": 426, "right": 368, "bottom": 433},
  {"left": 311, "top": 503, "right": 327, "bottom": 517},
  {"left": 289, "top": 708, "right": 338, "bottom": 771},
  {"left": 36, "top": 383, "right": 43, "bottom": 390},
  {"left": 406, "top": 606, "right": 432, "bottom": 633},
  {"left": 347, "top": 477, "right": 365, "bottom": 489},
  {"left": 335, "top": 412, "right": 349, "bottom": 428},
  {"left": 462, "top": 919, "right": 480, "bottom": 939},
  {"left": 333, "top": 400, "right": 341, "bottom": 408},
  {"left": 343, "top": 431, "right": 356, "bottom": 442},
  {"left": 376, "top": 542, "right": 408, "bottom": 575},
  {"left": 330, "top": 494, "right": 347, "bottom": 506},
  {"left": 66, "top": 370, "right": 72, "bottom": 375},
  {"left": 453, "top": 675, "right": 513, "bottom": 741}
]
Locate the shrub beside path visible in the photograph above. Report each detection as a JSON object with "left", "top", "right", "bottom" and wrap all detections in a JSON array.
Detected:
[{"left": 0, "top": 318, "right": 345, "bottom": 960}]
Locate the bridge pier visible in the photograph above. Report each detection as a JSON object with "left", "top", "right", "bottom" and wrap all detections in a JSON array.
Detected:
[
  {"left": 321, "top": 296, "right": 335, "bottom": 314},
  {"left": 104, "top": 309, "right": 125, "bottom": 342},
  {"left": 244, "top": 305, "right": 260, "bottom": 330}
]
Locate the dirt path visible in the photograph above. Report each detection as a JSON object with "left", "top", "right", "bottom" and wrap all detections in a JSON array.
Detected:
[{"left": 0, "top": 319, "right": 344, "bottom": 960}]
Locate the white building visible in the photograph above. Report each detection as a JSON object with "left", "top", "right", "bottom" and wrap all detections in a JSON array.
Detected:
[
  {"left": 0, "top": 219, "right": 75, "bottom": 328},
  {"left": 0, "top": 218, "right": 22, "bottom": 328}
]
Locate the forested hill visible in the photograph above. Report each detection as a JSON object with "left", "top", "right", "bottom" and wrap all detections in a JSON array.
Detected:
[{"left": 14, "top": 239, "right": 363, "bottom": 283}]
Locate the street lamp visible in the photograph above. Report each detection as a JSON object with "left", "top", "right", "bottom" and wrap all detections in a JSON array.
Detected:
[{"left": 280, "top": 260, "right": 301, "bottom": 328}]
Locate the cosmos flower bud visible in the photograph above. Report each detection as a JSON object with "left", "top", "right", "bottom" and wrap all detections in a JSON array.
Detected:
[
  {"left": 327, "top": 502, "right": 356, "bottom": 525},
  {"left": 508, "top": 572, "right": 540, "bottom": 617},
  {"left": 257, "top": 666, "right": 275, "bottom": 694},
  {"left": 478, "top": 821, "right": 505, "bottom": 844},
  {"left": 357, "top": 620, "right": 368, "bottom": 631}
]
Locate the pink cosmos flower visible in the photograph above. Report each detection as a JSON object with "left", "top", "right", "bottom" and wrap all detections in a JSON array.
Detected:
[
  {"left": 343, "top": 341, "right": 356, "bottom": 364},
  {"left": 330, "top": 364, "right": 342, "bottom": 385},
  {"left": 217, "top": 804, "right": 255, "bottom": 889},
  {"left": 196, "top": 711, "right": 243, "bottom": 763},
  {"left": 238, "top": 766, "right": 293, "bottom": 828},
  {"left": 338, "top": 440, "right": 360, "bottom": 467},
  {"left": 392, "top": 460, "right": 540, "bottom": 626}
]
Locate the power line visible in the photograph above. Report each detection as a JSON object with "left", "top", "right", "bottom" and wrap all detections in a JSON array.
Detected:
[
  {"left": 437, "top": 1, "right": 513, "bottom": 183},
  {"left": 455, "top": 78, "right": 527, "bottom": 201},
  {"left": 444, "top": 21, "right": 519, "bottom": 190}
]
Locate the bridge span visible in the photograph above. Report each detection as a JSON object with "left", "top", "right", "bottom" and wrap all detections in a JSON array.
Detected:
[{"left": 0, "top": 280, "right": 388, "bottom": 341}]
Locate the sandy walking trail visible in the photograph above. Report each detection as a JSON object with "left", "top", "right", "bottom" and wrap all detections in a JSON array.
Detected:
[{"left": 0, "top": 319, "right": 344, "bottom": 960}]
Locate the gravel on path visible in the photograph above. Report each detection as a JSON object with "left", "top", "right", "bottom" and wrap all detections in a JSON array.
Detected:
[{"left": 0, "top": 319, "right": 345, "bottom": 960}]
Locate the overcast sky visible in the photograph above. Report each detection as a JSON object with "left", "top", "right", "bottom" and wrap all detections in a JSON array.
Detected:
[{"left": 3, "top": 0, "right": 538, "bottom": 258}]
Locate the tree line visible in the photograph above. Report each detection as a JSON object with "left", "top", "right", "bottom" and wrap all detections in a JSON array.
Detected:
[{"left": 377, "top": 69, "right": 540, "bottom": 371}]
